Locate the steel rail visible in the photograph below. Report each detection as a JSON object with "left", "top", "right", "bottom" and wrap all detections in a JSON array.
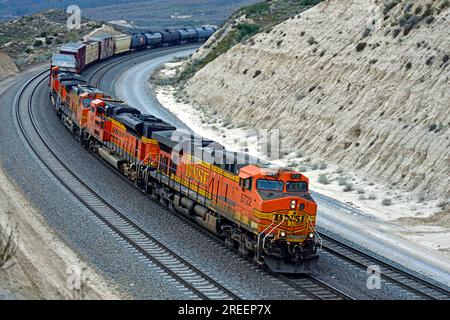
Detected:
[{"left": 14, "top": 69, "right": 240, "bottom": 301}]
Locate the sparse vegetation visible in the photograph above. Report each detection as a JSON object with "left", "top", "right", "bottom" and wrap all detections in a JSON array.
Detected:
[
  {"left": 253, "top": 70, "right": 262, "bottom": 78},
  {"left": 0, "top": 9, "right": 108, "bottom": 69},
  {"left": 440, "top": 0, "right": 450, "bottom": 10},
  {"left": 0, "top": 220, "right": 17, "bottom": 270},
  {"left": 437, "top": 200, "right": 448, "bottom": 208},
  {"left": 318, "top": 162, "right": 327, "bottom": 170},
  {"left": 177, "top": 0, "right": 322, "bottom": 82},
  {"left": 307, "top": 36, "right": 317, "bottom": 45},
  {"left": 383, "top": 0, "right": 401, "bottom": 16},
  {"left": 338, "top": 177, "right": 347, "bottom": 186},
  {"left": 343, "top": 182, "right": 354, "bottom": 192},
  {"left": 318, "top": 174, "right": 330, "bottom": 185},
  {"left": 33, "top": 39, "right": 43, "bottom": 47},
  {"left": 368, "top": 194, "right": 377, "bottom": 200},
  {"left": 356, "top": 42, "right": 367, "bottom": 52}
]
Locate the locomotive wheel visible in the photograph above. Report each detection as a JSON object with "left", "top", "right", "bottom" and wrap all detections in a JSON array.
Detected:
[{"left": 224, "top": 233, "right": 234, "bottom": 249}]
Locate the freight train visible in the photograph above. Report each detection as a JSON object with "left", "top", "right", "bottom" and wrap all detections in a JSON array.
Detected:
[
  {"left": 52, "top": 27, "right": 217, "bottom": 73},
  {"left": 49, "top": 27, "right": 319, "bottom": 274}
]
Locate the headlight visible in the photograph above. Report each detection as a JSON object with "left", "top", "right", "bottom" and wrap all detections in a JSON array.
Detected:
[
  {"left": 280, "top": 231, "right": 286, "bottom": 237},
  {"left": 308, "top": 233, "right": 314, "bottom": 239},
  {"left": 290, "top": 200, "right": 296, "bottom": 209}
]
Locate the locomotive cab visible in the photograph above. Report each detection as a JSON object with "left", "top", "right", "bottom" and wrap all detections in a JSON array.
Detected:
[{"left": 238, "top": 165, "right": 319, "bottom": 273}]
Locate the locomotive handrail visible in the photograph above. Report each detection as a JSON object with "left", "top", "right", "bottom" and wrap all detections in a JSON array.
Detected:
[
  {"left": 256, "top": 220, "right": 275, "bottom": 260},
  {"left": 308, "top": 218, "right": 322, "bottom": 250},
  {"left": 262, "top": 216, "right": 286, "bottom": 251}
]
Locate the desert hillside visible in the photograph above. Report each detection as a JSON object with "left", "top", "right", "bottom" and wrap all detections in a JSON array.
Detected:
[
  {"left": 182, "top": 0, "right": 450, "bottom": 200},
  {"left": 0, "top": 9, "right": 110, "bottom": 69}
]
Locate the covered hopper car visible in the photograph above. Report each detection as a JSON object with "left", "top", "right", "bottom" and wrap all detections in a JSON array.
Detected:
[{"left": 114, "top": 34, "right": 132, "bottom": 55}]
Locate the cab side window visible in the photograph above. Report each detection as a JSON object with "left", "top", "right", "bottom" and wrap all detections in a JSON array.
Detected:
[{"left": 240, "top": 178, "right": 252, "bottom": 191}]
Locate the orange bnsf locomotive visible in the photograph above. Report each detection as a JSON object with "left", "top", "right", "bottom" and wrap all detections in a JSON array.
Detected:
[{"left": 49, "top": 69, "right": 319, "bottom": 274}]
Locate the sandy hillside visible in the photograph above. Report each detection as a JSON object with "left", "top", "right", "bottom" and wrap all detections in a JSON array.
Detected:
[
  {"left": 0, "top": 74, "right": 125, "bottom": 299},
  {"left": 0, "top": 51, "right": 18, "bottom": 78},
  {"left": 183, "top": 0, "right": 450, "bottom": 201},
  {"left": 0, "top": 164, "right": 126, "bottom": 300}
]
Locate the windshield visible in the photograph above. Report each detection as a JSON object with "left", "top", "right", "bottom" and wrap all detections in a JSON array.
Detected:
[
  {"left": 82, "top": 98, "right": 92, "bottom": 108},
  {"left": 286, "top": 181, "right": 308, "bottom": 192},
  {"left": 257, "top": 179, "right": 284, "bottom": 192}
]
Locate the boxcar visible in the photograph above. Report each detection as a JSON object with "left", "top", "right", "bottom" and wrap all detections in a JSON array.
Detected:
[
  {"left": 90, "top": 35, "right": 115, "bottom": 60},
  {"left": 113, "top": 34, "right": 132, "bottom": 55},
  {"left": 131, "top": 33, "right": 147, "bottom": 51},
  {"left": 84, "top": 40, "right": 100, "bottom": 66},
  {"left": 160, "top": 29, "right": 180, "bottom": 46},
  {"left": 144, "top": 32, "right": 163, "bottom": 48},
  {"left": 51, "top": 54, "right": 78, "bottom": 73},
  {"left": 178, "top": 28, "right": 198, "bottom": 44},
  {"left": 59, "top": 42, "right": 86, "bottom": 73}
]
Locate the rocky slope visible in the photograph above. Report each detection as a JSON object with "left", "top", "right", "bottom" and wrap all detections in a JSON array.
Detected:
[
  {"left": 0, "top": 9, "right": 109, "bottom": 69},
  {"left": 182, "top": 0, "right": 450, "bottom": 200}
]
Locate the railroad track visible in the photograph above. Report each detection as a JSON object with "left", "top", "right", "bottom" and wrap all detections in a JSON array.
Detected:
[
  {"left": 319, "top": 233, "right": 450, "bottom": 300},
  {"left": 279, "top": 274, "right": 353, "bottom": 300},
  {"left": 86, "top": 44, "right": 199, "bottom": 87},
  {"left": 15, "top": 51, "right": 449, "bottom": 301},
  {"left": 84, "top": 49, "right": 357, "bottom": 301},
  {"left": 14, "top": 69, "right": 240, "bottom": 300}
]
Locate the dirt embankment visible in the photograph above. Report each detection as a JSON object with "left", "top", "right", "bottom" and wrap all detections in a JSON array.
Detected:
[
  {"left": 0, "top": 164, "right": 126, "bottom": 300},
  {"left": 0, "top": 51, "right": 18, "bottom": 78},
  {"left": 0, "top": 74, "right": 125, "bottom": 300},
  {"left": 183, "top": 0, "right": 450, "bottom": 201}
]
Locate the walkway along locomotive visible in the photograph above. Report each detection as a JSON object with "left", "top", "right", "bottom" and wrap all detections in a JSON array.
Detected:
[{"left": 48, "top": 28, "right": 320, "bottom": 274}]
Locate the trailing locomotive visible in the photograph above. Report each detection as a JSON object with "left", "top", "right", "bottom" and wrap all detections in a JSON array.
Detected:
[{"left": 48, "top": 27, "right": 319, "bottom": 274}]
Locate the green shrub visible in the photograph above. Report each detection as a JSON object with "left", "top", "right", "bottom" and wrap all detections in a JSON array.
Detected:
[
  {"left": 440, "top": 0, "right": 450, "bottom": 10},
  {"left": 242, "top": 2, "right": 271, "bottom": 17},
  {"left": 237, "top": 23, "right": 260, "bottom": 42},
  {"left": 384, "top": 0, "right": 401, "bottom": 15},
  {"left": 356, "top": 42, "right": 367, "bottom": 52},
  {"left": 33, "top": 39, "right": 43, "bottom": 47},
  {"left": 307, "top": 36, "right": 317, "bottom": 45},
  {"left": 338, "top": 177, "right": 347, "bottom": 186},
  {"left": 343, "top": 183, "right": 354, "bottom": 192},
  {"left": 318, "top": 174, "right": 330, "bottom": 185},
  {"left": 318, "top": 162, "right": 328, "bottom": 170},
  {"left": 299, "top": 0, "right": 322, "bottom": 5},
  {"left": 382, "top": 198, "right": 392, "bottom": 206}
]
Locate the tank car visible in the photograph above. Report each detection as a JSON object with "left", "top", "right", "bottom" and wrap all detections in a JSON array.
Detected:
[{"left": 160, "top": 29, "right": 181, "bottom": 46}]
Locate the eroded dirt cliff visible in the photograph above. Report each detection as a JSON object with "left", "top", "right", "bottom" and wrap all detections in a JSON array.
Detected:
[{"left": 184, "top": 0, "right": 450, "bottom": 199}]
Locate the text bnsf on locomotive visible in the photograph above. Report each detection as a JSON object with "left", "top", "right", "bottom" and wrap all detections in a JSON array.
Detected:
[{"left": 49, "top": 27, "right": 320, "bottom": 273}]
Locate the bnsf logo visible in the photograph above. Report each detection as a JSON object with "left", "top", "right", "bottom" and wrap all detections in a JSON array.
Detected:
[
  {"left": 273, "top": 214, "right": 305, "bottom": 223},
  {"left": 185, "top": 164, "right": 209, "bottom": 186},
  {"left": 112, "top": 127, "right": 126, "bottom": 138}
]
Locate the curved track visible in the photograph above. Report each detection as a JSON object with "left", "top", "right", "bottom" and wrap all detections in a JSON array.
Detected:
[
  {"left": 90, "top": 49, "right": 450, "bottom": 300},
  {"left": 318, "top": 233, "right": 450, "bottom": 300},
  {"left": 14, "top": 70, "right": 240, "bottom": 300},
  {"left": 12, "top": 49, "right": 450, "bottom": 301}
]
